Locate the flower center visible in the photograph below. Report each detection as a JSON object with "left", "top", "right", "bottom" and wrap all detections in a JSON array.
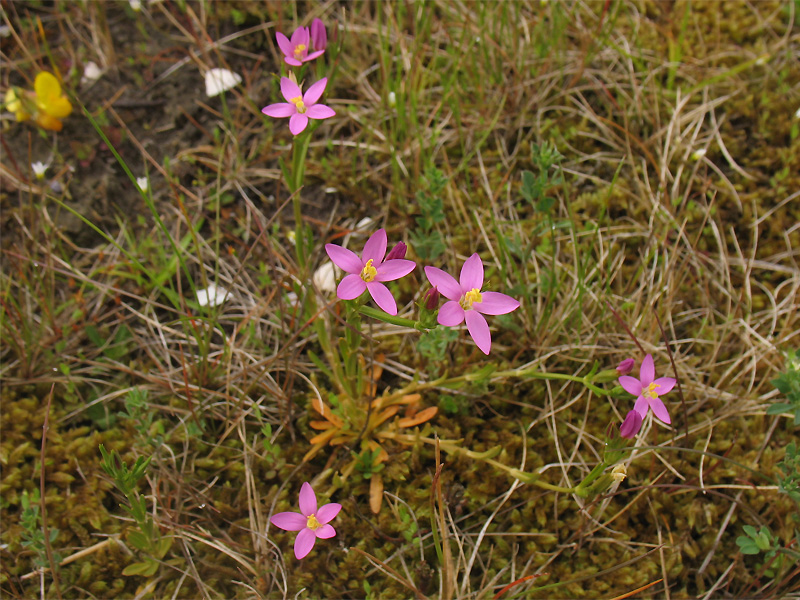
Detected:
[
  {"left": 290, "top": 96, "right": 307, "bottom": 114},
  {"left": 360, "top": 259, "right": 377, "bottom": 283},
  {"left": 460, "top": 288, "right": 482, "bottom": 310},
  {"left": 643, "top": 382, "right": 661, "bottom": 398},
  {"left": 306, "top": 514, "right": 321, "bottom": 530},
  {"left": 294, "top": 44, "right": 307, "bottom": 58}
]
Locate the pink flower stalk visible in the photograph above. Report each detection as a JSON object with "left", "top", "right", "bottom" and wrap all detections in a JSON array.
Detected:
[
  {"left": 618, "top": 354, "right": 676, "bottom": 424},
  {"left": 424, "top": 254, "right": 520, "bottom": 355},
  {"left": 262, "top": 77, "right": 335, "bottom": 136},
  {"left": 310, "top": 18, "right": 327, "bottom": 52},
  {"left": 619, "top": 409, "right": 643, "bottom": 438},
  {"left": 325, "top": 229, "right": 416, "bottom": 316},
  {"left": 276, "top": 25, "right": 325, "bottom": 66},
  {"left": 616, "top": 358, "right": 635, "bottom": 375},
  {"left": 270, "top": 482, "right": 341, "bottom": 560}
]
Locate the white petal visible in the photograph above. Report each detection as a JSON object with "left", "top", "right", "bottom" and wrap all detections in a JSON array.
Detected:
[
  {"left": 81, "top": 61, "right": 102, "bottom": 85},
  {"left": 205, "top": 68, "right": 242, "bottom": 98},
  {"left": 313, "top": 262, "right": 337, "bottom": 294},
  {"left": 136, "top": 177, "right": 148, "bottom": 192},
  {"left": 196, "top": 283, "right": 230, "bottom": 307},
  {"left": 31, "top": 162, "right": 48, "bottom": 178}
]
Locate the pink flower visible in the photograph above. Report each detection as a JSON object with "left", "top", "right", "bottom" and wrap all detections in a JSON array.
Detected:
[
  {"left": 270, "top": 482, "right": 342, "bottom": 560},
  {"left": 619, "top": 409, "right": 643, "bottom": 438},
  {"left": 424, "top": 254, "right": 520, "bottom": 355},
  {"left": 325, "top": 229, "right": 416, "bottom": 315},
  {"left": 262, "top": 77, "right": 335, "bottom": 136},
  {"left": 276, "top": 26, "right": 325, "bottom": 66},
  {"left": 310, "top": 18, "right": 327, "bottom": 52},
  {"left": 618, "top": 354, "right": 676, "bottom": 424}
]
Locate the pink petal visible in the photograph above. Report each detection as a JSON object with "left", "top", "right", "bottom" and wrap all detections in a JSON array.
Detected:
[
  {"left": 270, "top": 512, "right": 307, "bottom": 531},
  {"left": 280, "top": 78, "right": 302, "bottom": 103},
  {"left": 262, "top": 103, "right": 296, "bottom": 118},
  {"left": 438, "top": 301, "right": 465, "bottom": 326},
  {"left": 633, "top": 395, "right": 648, "bottom": 418},
  {"left": 304, "top": 49, "right": 325, "bottom": 62},
  {"left": 472, "top": 291, "right": 519, "bottom": 315},
  {"left": 306, "top": 105, "right": 335, "bottom": 120},
  {"left": 290, "top": 26, "right": 309, "bottom": 48},
  {"left": 284, "top": 57, "right": 303, "bottom": 67},
  {"left": 289, "top": 113, "right": 309, "bottom": 135},
  {"left": 460, "top": 253, "right": 484, "bottom": 291},
  {"left": 316, "top": 502, "right": 342, "bottom": 524},
  {"left": 424, "top": 266, "right": 462, "bottom": 301},
  {"left": 294, "top": 527, "right": 316, "bottom": 559},
  {"left": 640, "top": 354, "right": 655, "bottom": 386},
  {"left": 648, "top": 396, "right": 671, "bottom": 424},
  {"left": 276, "top": 32, "right": 294, "bottom": 58},
  {"left": 618, "top": 375, "right": 643, "bottom": 397},
  {"left": 298, "top": 482, "right": 317, "bottom": 516},
  {"left": 362, "top": 229, "right": 388, "bottom": 264},
  {"left": 653, "top": 377, "right": 676, "bottom": 395},
  {"left": 375, "top": 259, "right": 415, "bottom": 282},
  {"left": 465, "top": 310, "right": 491, "bottom": 355},
  {"left": 366, "top": 281, "right": 397, "bottom": 315},
  {"left": 304, "top": 78, "right": 328, "bottom": 105},
  {"left": 337, "top": 274, "right": 366, "bottom": 300},
  {"left": 325, "top": 244, "right": 363, "bottom": 274},
  {"left": 314, "top": 524, "right": 336, "bottom": 539}
]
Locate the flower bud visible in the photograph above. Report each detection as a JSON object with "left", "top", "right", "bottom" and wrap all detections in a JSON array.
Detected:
[
  {"left": 385, "top": 242, "right": 407, "bottom": 261},
  {"left": 424, "top": 287, "right": 440, "bottom": 310},
  {"left": 616, "top": 358, "right": 635, "bottom": 375},
  {"left": 310, "top": 18, "right": 327, "bottom": 51},
  {"left": 619, "top": 410, "right": 643, "bottom": 439}
]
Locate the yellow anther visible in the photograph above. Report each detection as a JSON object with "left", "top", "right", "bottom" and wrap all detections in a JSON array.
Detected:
[
  {"left": 290, "top": 95, "right": 307, "bottom": 113},
  {"left": 294, "top": 44, "right": 307, "bottom": 58},
  {"left": 306, "top": 514, "right": 321, "bottom": 530},
  {"left": 361, "top": 259, "right": 377, "bottom": 282},
  {"left": 461, "top": 288, "right": 482, "bottom": 310},
  {"left": 643, "top": 382, "right": 661, "bottom": 398}
]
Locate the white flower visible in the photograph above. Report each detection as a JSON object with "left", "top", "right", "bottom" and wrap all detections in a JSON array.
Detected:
[
  {"left": 205, "top": 68, "right": 242, "bottom": 98},
  {"left": 81, "top": 61, "right": 102, "bottom": 85},
  {"left": 795, "top": 107, "right": 800, "bottom": 120},
  {"left": 313, "top": 262, "right": 337, "bottom": 294},
  {"left": 129, "top": 0, "right": 142, "bottom": 11},
  {"left": 287, "top": 230, "right": 296, "bottom": 244},
  {"left": 388, "top": 91, "right": 396, "bottom": 108},
  {"left": 196, "top": 283, "right": 229, "bottom": 307},
  {"left": 611, "top": 464, "right": 627, "bottom": 483},
  {"left": 691, "top": 148, "right": 707, "bottom": 161},
  {"left": 136, "top": 177, "right": 148, "bottom": 192},
  {"left": 31, "top": 162, "right": 48, "bottom": 179}
]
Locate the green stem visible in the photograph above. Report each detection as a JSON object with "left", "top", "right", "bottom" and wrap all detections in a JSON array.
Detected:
[
  {"left": 286, "top": 129, "right": 313, "bottom": 269},
  {"left": 357, "top": 306, "right": 431, "bottom": 330}
]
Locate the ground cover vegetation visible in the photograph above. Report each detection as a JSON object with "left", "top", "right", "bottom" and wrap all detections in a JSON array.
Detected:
[{"left": 1, "top": 1, "right": 799, "bottom": 598}]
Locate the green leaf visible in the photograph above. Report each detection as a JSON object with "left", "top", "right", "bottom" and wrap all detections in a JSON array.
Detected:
[
  {"left": 766, "top": 402, "right": 793, "bottom": 415},
  {"left": 122, "top": 559, "right": 159, "bottom": 577},
  {"left": 127, "top": 530, "right": 150, "bottom": 552}
]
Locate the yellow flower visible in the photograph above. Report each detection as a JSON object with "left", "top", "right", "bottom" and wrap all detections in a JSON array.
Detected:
[
  {"left": 4, "top": 72, "right": 72, "bottom": 132},
  {"left": 33, "top": 72, "right": 72, "bottom": 131},
  {"left": 5, "top": 87, "right": 32, "bottom": 122}
]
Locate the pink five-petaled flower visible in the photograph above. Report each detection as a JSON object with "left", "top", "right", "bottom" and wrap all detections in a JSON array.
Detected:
[
  {"left": 618, "top": 354, "right": 676, "bottom": 424},
  {"left": 262, "top": 77, "right": 335, "bottom": 136},
  {"left": 276, "top": 24, "right": 325, "bottom": 66},
  {"left": 325, "top": 229, "right": 416, "bottom": 316},
  {"left": 270, "top": 482, "right": 342, "bottom": 560},
  {"left": 424, "top": 254, "right": 520, "bottom": 355}
]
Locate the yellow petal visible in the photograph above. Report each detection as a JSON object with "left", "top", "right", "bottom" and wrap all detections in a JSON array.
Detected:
[
  {"left": 34, "top": 72, "right": 61, "bottom": 101},
  {"left": 45, "top": 96, "right": 72, "bottom": 119},
  {"left": 35, "top": 113, "right": 63, "bottom": 131}
]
